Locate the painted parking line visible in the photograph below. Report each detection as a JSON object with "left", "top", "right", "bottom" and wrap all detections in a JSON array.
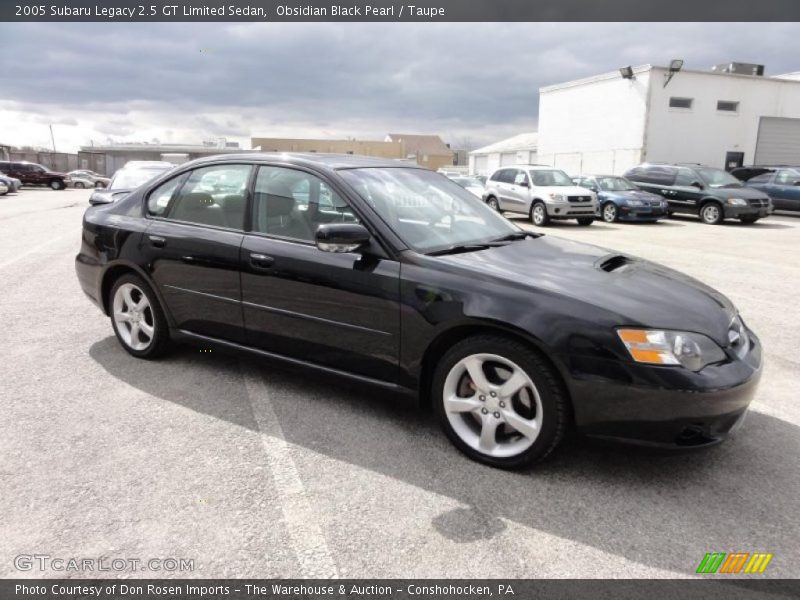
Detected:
[{"left": 242, "top": 365, "right": 338, "bottom": 578}]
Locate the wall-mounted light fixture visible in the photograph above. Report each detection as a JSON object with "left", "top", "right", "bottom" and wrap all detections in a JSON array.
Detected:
[
  {"left": 664, "top": 59, "right": 684, "bottom": 88},
  {"left": 619, "top": 66, "right": 635, "bottom": 79}
]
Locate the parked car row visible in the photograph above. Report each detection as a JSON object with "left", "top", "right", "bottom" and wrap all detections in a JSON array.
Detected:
[
  {"left": 459, "top": 161, "right": 789, "bottom": 226},
  {"left": 88, "top": 161, "right": 175, "bottom": 205},
  {"left": 0, "top": 160, "right": 73, "bottom": 191}
]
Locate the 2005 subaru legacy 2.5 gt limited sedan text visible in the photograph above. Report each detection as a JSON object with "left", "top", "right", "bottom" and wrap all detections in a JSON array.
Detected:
[{"left": 75, "top": 154, "right": 763, "bottom": 468}]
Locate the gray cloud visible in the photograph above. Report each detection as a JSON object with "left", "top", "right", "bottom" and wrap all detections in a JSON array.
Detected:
[{"left": 1, "top": 22, "right": 799, "bottom": 148}]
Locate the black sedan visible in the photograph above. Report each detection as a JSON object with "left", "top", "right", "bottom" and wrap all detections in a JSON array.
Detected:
[{"left": 75, "top": 154, "right": 762, "bottom": 468}]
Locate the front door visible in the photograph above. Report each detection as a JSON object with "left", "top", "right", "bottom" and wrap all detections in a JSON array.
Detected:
[
  {"left": 240, "top": 165, "right": 400, "bottom": 382},
  {"left": 670, "top": 168, "right": 705, "bottom": 215},
  {"left": 143, "top": 163, "right": 252, "bottom": 343},
  {"left": 770, "top": 170, "right": 800, "bottom": 210}
]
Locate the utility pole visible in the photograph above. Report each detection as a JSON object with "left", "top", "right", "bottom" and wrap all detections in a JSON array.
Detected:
[{"left": 49, "top": 124, "right": 57, "bottom": 153}]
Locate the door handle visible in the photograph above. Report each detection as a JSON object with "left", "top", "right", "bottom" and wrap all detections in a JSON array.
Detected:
[
  {"left": 249, "top": 253, "right": 275, "bottom": 269},
  {"left": 148, "top": 235, "right": 166, "bottom": 248}
]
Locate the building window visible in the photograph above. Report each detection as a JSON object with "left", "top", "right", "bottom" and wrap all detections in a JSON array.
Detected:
[
  {"left": 717, "top": 100, "right": 739, "bottom": 112},
  {"left": 669, "top": 97, "right": 693, "bottom": 109}
]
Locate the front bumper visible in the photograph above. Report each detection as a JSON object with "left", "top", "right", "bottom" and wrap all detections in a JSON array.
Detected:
[
  {"left": 547, "top": 200, "right": 598, "bottom": 219},
  {"left": 723, "top": 204, "right": 771, "bottom": 219},
  {"left": 619, "top": 205, "right": 668, "bottom": 221},
  {"left": 567, "top": 330, "right": 762, "bottom": 448}
]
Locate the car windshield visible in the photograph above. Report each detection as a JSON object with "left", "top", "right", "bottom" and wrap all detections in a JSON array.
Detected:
[
  {"left": 338, "top": 168, "right": 519, "bottom": 254},
  {"left": 111, "top": 167, "right": 169, "bottom": 190},
  {"left": 696, "top": 167, "right": 742, "bottom": 188},
  {"left": 530, "top": 169, "right": 573, "bottom": 186},
  {"left": 596, "top": 176, "right": 637, "bottom": 191},
  {"left": 452, "top": 177, "right": 484, "bottom": 188}
]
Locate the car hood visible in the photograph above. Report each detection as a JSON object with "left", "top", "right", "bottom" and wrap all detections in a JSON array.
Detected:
[
  {"left": 709, "top": 185, "right": 769, "bottom": 200},
  {"left": 435, "top": 235, "right": 737, "bottom": 345},
  {"left": 601, "top": 190, "right": 663, "bottom": 202},
  {"left": 536, "top": 185, "right": 594, "bottom": 197}
]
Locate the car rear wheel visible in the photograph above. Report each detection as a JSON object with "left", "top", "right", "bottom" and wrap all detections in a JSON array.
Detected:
[
  {"left": 110, "top": 274, "right": 170, "bottom": 359},
  {"left": 433, "top": 335, "right": 567, "bottom": 469},
  {"left": 602, "top": 203, "right": 618, "bottom": 223},
  {"left": 74, "top": 181, "right": 85, "bottom": 189},
  {"left": 576, "top": 217, "right": 594, "bottom": 226},
  {"left": 49, "top": 179, "right": 64, "bottom": 191},
  {"left": 531, "top": 202, "right": 549, "bottom": 226},
  {"left": 700, "top": 202, "right": 723, "bottom": 225},
  {"left": 486, "top": 196, "right": 500, "bottom": 211}
]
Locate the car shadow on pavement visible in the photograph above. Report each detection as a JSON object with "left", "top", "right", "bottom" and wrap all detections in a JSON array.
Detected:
[{"left": 90, "top": 336, "right": 799, "bottom": 576}]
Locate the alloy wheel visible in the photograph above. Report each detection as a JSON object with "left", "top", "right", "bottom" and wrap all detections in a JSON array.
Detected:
[
  {"left": 603, "top": 204, "right": 617, "bottom": 222},
  {"left": 49, "top": 180, "right": 61, "bottom": 190},
  {"left": 487, "top": 198, "right": 499, "bottom": 211},
  {"left": 702, "top": 204, "right": 721, "bottom": 224},
  {"left": 112, "top": 283, "right": 155, "bottom": 351},
  {"left": 442, "top": 353, "right": 542, "bottom": 458},
  {"left": 532, "top": 204, "right": 546, "bottom": 226}
]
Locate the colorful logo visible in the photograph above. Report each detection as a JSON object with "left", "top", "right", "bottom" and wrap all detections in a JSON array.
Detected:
[{"left": 696, "top": 552, "right": 773, "bottom": 574}]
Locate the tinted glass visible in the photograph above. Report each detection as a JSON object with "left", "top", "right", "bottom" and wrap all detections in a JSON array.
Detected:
[
  {"left": 339, "top": 167, "right": 517, "bottom": 254},
  {"left": 674, "top": 169, "right": 698, "bottom": 186},
  {"left": 252, "top": 166, "right": 359, "bottom": 242},
  {"left": 776, "top": 169, "right": 800, "bottom": 185},
  {"left": 111, "top": 167, "right": 171, "bottom": 190},
  {"left": 747, "top": 173, "right": 773, "bottom": 184},
  {"left": 147, "top": 176, "right": 185, "bottom": 217},
  {"left": 596, "top": 177, "right": 636, "bottom": 191},
  {"left": 669, "top": 97, "right": 693, "bottom": 109},
  {"left": 513, "top": 171, "right": 529, "bottom": 185},
  {"left": 168, "top": 164, "right": 251, "bottom": 228},
  {"left": 695, "top": 167, "right": 741, "bottom": 187},
  {"left": 627, "top": 166, "right": 676, "bottom": 185}
]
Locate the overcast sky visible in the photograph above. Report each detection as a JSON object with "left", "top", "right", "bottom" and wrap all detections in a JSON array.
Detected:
[{"left": 1, "top": 22, "right": 800, "bottom": 152}]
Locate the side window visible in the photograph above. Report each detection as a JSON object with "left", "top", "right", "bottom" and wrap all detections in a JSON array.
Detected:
[
  {"left": 489, "top": 170, "right": 503, "bottom": 182},
  {"left": 147, "top": 176, "right": 185, "bottom": 216},
  {"left": 167, "top": 164, "right": 251, "bottom": 229},
  {"left": 513, "top": 170, "right": 528, "bottom": 186},
  {"left": 776, "top": 170, "right": 799, "bottom": 185},
  {"left": 642, "top": 166, "right": 677, "bottom": 185},
  {"left": 747, "top": 173, "right": 773, "bottom": 184},
  {"left": 674, "top": 169, "right": 698, "bottom": 187},
  {"left": 252, "top": 166, "right": 359, "bottom": 242}
]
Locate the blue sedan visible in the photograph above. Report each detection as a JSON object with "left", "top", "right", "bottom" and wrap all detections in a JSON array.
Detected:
[
  {"left": 745, "top": 168, "right": 800, "bottom": 212},
  {"left": 574, "top": 175, "right": 668, "bottom": 222}
]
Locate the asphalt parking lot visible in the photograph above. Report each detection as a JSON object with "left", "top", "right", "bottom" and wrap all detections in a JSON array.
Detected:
[{"left": 1, "top": 187, "right": 798, "bottom": 579}]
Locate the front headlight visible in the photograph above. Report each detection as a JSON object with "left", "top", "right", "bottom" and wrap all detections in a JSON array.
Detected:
[
  {"left": 547, "top": 193, "right": 565, "bottom": 202},
  {"left": 726, "top": 198, "right": 747, "bottom": 206},
  {"left": 617, "top": 328, "right": 726, "bottom": 372}
]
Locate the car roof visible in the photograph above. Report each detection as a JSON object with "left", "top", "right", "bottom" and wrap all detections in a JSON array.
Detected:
[{"left": 183, "top": 152, "right": 426, "bottom": 172}]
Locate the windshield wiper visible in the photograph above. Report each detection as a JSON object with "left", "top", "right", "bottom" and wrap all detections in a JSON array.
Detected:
[
  {"left": 427, "top": 243, "right": 499, "bottom": 256},
  {"left": 490, "top": 231, "right": 541, "bottom": 242}
]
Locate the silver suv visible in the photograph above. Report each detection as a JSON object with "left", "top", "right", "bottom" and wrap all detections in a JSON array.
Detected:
[{"left": 484, "top": 165, "right": 599, "bottom": 226}]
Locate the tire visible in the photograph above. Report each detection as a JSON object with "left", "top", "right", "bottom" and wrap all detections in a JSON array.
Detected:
[
  {"left": 601, "top": 202, "right": 618, "bottom": 223},
  {"left": 95, "top": 181, "right": 104, "bottom": 188},
  {"left": 576, "top": 217, "right": 594, "bottom": 226},
  {"left": 700, "top": 202, "right": 723, "bottom": 225},
  {"left": 109, "top": 274, "right": 170, "bottom": 359},
  {"left": 49, "top": 179, "right": 64, "bottom": 191},
  {"left": 432, "top": 335, "right": 568, "bottom": 469},
  {"left": 740, "top": 215, "right": 759, "bottom": 224},
  {"left": 486, "top": 196, "right": 500, "bottom": 211},
  {"left": 530, "top": 201, "right": 550, "bottom": 226}
]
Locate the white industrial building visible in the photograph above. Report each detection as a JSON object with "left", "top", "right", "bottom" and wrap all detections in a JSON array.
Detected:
[
  {"left": 468, "top": 132, "right": 538, "bottom": 175},
  {"left": 537, "top": 63, "right": 800, "bottom": 176}
]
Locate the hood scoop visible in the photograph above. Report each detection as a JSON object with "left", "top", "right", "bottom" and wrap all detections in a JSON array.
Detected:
[{"left": 598, "top": 254, "right": 634, "bottom": 273}]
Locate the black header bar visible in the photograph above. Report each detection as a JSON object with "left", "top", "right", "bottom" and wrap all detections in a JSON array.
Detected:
[{"left": 3, "top": 0, "right": 800, "bottom": 22}]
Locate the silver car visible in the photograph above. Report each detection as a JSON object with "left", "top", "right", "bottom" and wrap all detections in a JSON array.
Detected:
[{"left": 483, "top": 165, "right": 599, "bottom": 226}]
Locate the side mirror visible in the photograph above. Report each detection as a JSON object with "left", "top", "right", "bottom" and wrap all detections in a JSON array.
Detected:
[
  {"left": 88, "top": 191, "right": 114, "bottom": 205},
  {"left": 315, "top": 223, "right": 370, "bottom": 253},
  {"left": 518, "top": 180, "right": 529, "bottom": 188},
  {"left": 691, "top": 181, "right": 704, "bottom": 189},
  {"left": 793, "top": 180, "right": 800, "bottom": 187}
]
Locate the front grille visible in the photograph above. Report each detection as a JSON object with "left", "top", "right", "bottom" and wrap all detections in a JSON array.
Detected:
[
  {"left": 568, "top": 195, "right": 592, "bottom": 203},
  {"left": 567, "top": 210, "right": 596, "bottom": 215},
  {"left": 748, "top": 199, "right": 768, "bottom": 207}
]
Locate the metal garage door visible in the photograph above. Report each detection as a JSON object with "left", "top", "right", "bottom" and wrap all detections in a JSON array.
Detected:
[
  {"left": 500, "top": 152, "right": 518, "bottom": 165},
  {"left": 755, "top": 117, "right": 800, "bottom": 164},
  {"left": 474, "top": 155, "right": 488, "bottom": 174}
]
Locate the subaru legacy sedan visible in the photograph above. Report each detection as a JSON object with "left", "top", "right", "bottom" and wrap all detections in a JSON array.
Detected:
[{"left": 75, "top": 154, "right": 762, "bottom": 468}]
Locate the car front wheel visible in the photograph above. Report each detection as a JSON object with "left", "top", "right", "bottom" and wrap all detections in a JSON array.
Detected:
[
  {"left": 433, "top": 335, "right": 567, "bottom": 468},
  {"left": 110, "top": 274, "right": 170, "bottom": 359},
  {"left": 49, "top": 179, "right": 64, "bottom": 190},
  {"left": 602, "top": 203, "right": 618, "bottom": 223},
  {"left": 700, "top": 202, "right": 723, "bottom": 225},
  {"left": 531, "top": 202, "right": 549, "bottom": 226},
  {"left": 486, "top": 196, "right": 500, "bottom": 211}
]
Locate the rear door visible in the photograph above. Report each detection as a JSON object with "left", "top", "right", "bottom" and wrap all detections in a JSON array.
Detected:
[
  {"left": 143, "top": 163, "right": 252, "bottom": 343},
  {"left": 240, "top": 164, "right": 400, "bottom": 382}
]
